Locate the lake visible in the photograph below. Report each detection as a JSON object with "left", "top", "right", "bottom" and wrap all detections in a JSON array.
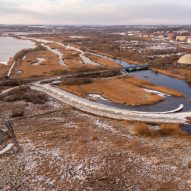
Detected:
[{"left": 0, "top": 36, "right": 35, "bottom": 64}]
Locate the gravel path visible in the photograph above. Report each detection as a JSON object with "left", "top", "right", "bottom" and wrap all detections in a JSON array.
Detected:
[{"left": 30, "top": 83, "right": 191, "bottom": 124}]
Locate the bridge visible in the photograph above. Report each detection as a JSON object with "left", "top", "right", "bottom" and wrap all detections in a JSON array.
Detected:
[{"left": 122, "top": 64, "right": 149, "bottom": 72}]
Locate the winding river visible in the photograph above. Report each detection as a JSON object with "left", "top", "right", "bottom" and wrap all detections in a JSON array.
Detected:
[{"left": 88, "top": 53, "right": 191, "bottom": 112}]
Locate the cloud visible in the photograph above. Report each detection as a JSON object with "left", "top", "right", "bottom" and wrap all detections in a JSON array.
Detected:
[{"left": 0, "top": 0, "right": 190, "bottom": 24}]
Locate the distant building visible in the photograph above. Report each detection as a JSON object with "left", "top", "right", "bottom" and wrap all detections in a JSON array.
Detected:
[
  {"left": 176, "top": 36, "right": 189, "bottom": 42},
  {"left": 167, "top": 31, "right": 175, "bottom": 40},
  {"left": 187, "top": 37, "right": 191, "bottom": 44},
  {"left": 178, "top": 54, "right": 191, "bottom": 65}
]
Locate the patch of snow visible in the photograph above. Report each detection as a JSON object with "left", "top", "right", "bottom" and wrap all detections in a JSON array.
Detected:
[
  {"left": 47, "top": 98, "right": 62, "bottom": 109},
  {"left": 69, "top": 36, "right": 87, "bottom": 39},
  {"left": 94, "top": 119, "right": 118, "bottom": 134},
  {"left": 32, "top": 57, "right": 46, "bottom": 66},
  {"left": 0, "top": 143, "right": 14, "bottom": 155},
  {"left": 42, "top": 44, "right": 66, "bottom": 66},
  {"left": 0, "top": 61, "right": 7, "bottom": 65},
  {"left": 144, "top": 89, "right": 170, "bottom": 97},
  {"left": 87, "top": 94, "right": 108, "bottom": 101},
  {"left": 80, "top": 53, "right": 99, "bottom": 66}
]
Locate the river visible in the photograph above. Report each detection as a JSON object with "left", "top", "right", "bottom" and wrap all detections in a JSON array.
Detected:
[{"left": 88, "top": 53, "right": 191, "bottom": 112}]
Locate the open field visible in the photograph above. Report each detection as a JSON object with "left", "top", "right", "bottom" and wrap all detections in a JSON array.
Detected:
[
  {"left": 85, "top": 54, "right": 121, "bottom": 69},
  {"left": 60, "top": 76, "right": 183, "bottom": 106},
  {"left": 47, "top": 43, "right": 100, "bottom": 70},
  {"left": 13, "top": 48, "right": 67, "bottom": 78},
  {"left": 0, "top": 86, "right": 191, "bottom": 190}
]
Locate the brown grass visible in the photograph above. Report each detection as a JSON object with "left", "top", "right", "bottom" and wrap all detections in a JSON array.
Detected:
[
  {"left": 13, "top": 43, "right": 104, "bottom": 78},
  {"left": 60, "top": 76, "right": 183, "bottom": 106},
  {"left": 153, "top": 68, "right": 191, "bottom": 84},
  {"left": 124, "top": 76, "right": 184, "bottom": 97},
  {"left": 13, "top": 48, "right": 67, "bottom": 78},
  {"left": 47, "top": 43, "right": 100, "bottom": 70},
  {"left": 132, "top": 123, "right": 186, "bottom": 137},
  {"left": 61, "top": 78, "right": 93, "bottom": 86},
  {"left": 0, "top": 86, "right": 48, "bottom": 104},
  {"left": 85, "top": 54, "right": 121, "bottom": 69},
  {"left": 0, "top": 64, "right": 9, "bottom": 77}
]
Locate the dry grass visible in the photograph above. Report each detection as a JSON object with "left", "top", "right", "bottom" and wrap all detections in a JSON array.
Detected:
[
  {"left": 47, "top": 43, "right": 100, "bottom": 70},
  {"left": 13, "top": 44, "right": 105, "bottom": 78},
  {"left": 132, "top": 123, "right": 186, "bottom": 137},
  {"left": 0, "top": 64, "right": 9, "bottom": 77},
  {"left": 60, "top": 77, "right": 167, "bottom": 106},
  {"left": 153, "top": 68, "right": 191, "bottom": 84},
  {"left": 0, "top": 86, "right": 48, "bottom": 104},
  {"left": 13, "top": 48, "right": 67, "bottom": 78},
  {"left": 61, "top": 78, "right": 93, "bottom": 86},
  {"left": 85, "top": 54, "right": 121, "bottom": 69},
  {"left": 125, "top": 76, "right": 184, "bottom": 97}
]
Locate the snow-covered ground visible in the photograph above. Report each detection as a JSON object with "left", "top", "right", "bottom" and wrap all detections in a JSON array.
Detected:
[
  {"left": 32, "top": 58, "right": 46, "bottom": 66},
  {"left": 0, "top": 143, "right": 14, "bottom": 155},
  {"left": 21, "top": 37, "right": 100, "bottom": 66},
  {"left": 42, "top": 44, "right": 66, "bottom": 66},
  {"left": 144, "top": 89, "right": 170, "bottom": 98},
  {"left": 0, "top": 62, "right": 8, "bottom": 65},
  {"left": 87, "top": 94, "right": 108, "bottom": 101}
]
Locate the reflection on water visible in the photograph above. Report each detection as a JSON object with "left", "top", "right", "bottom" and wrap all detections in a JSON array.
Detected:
[
  {"left": 92, "top": 54, "right": 191, "bottom": 112},
  {"left": 0, "top": 37, "right": 35, "bottom": 64},
  {"left": 181, "top": 124, "right": 191, "bottom": 135}
]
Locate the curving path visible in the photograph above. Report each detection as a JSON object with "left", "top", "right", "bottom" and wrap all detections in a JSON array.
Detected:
[{"left": 30, "top": 83, "right": 191, "bottom": 124}]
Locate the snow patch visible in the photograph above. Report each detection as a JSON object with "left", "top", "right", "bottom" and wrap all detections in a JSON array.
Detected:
[
  {"left": 32, "top": 57, "right": 46, "bottom": 66},
  {"left": 87, "top": 94, "right": 108, "bottom": 101},
  {"left": 0, "top": 143, "right": 14, "bottom": 155},
  {"left": 144, "top": 89, "right": 170, "bottom": 97}
]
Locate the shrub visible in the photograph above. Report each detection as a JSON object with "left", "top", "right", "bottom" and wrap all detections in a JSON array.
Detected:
[
  {"left": 50, "top": 70, "right": 69, "bottom": 75},
  {"left": 187, "top": 161, "right": 191, "bottom": 169},
  {"left": 132, "top": 123, "right": 185, "bottom": 137},
  {"left": 1, "top": 86, "right": 48, "bottom": 104},
  {"left": 132, "top": 123, "right": 152, "bottom": 137},
  {"left": 11, "top": 110, "right": 24, "bottom": 118},
  {"left": 61, "top": 78, "right": 93, "bottom": 86}
]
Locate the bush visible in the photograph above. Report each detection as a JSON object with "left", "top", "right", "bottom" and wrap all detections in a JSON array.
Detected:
[
  {"left": 132, "top": 123, "right": 152, "bottom": 137},
  {"left": 0, "top": 79, "right": 23, "bottom": 86},
  {"left": 11, "top": 110, "right": 24, "bottom": 118},
  {"left": 187, "top": 161, "right": 191, "bottom": 169},
  {"left": 50, "top": 70, "right": 69, "bottom": 75},
  {"left": 132, "top": 123, "right": 185, "bottom": 137},
  {"left": 74, "top": 69, "right": 120, "bottom": 78},
  {"left": 61, "top": 78, "right": 93, "bottom": 86},
  {"left": 1, "top": 86, "right": 48, "bottom": 104}
]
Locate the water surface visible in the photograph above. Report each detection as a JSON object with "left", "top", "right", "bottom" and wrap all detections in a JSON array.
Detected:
[
  {"left": 91, "top": 53, "right": 191, "bottom": 112},
  {"left": 0, "top": 37, "right": 35, "bottom": 64}
]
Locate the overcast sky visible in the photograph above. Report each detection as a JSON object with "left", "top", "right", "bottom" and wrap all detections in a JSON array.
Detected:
[{"left": 0, "top": 0, "right": 191, "bottom": 25}]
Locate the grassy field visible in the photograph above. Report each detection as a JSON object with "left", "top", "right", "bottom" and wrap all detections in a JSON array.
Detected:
[{"left": 60, "top": 76, "right": 183, "bottom": 106}]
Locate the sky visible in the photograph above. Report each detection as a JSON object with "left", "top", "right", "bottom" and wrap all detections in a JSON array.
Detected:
[{"left": 0, "top": 0, "right": 191, "bottom": 25}]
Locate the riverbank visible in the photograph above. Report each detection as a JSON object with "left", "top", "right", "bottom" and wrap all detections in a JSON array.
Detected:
[
  {"left": 152, "top": 68, "right": 191, "bottom": 83},
  {"left": 60, "top": 76, "right": 183, "bottom": 106}
]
